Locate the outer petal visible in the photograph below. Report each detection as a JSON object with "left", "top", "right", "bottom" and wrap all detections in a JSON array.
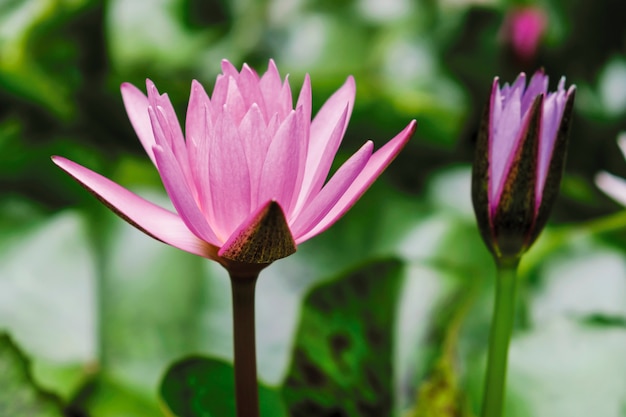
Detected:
[
  {"left": 292, "top": 102, "right": 350, "bottom": 215},
  {"left": 153, "top": 145, "right": 221, "bottom": 246},
  {"left": 596, "top": 172, "right": 626, "bottom": 207},
  {"left": 51, "top": 156, "right": 217, "bottom": 259},
  {"left": 290, "top": 140, "right": 373, "bottom": 239},
  {"left": 296, "top": 120, "right": 417, "bottom": 243},
  {"left": 120, "top": 83, "right": 157, "bottom": 165},
  {"left": 309, "top": 75, "right": 355, "bottom": 152}
]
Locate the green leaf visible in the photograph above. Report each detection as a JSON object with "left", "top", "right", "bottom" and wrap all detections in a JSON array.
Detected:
[
  {"left": 160, "top": 356, "right": 288, "bottom": 417},
  {"left": 0, "top": 333, "right": 65, "bottom": 417},
  {"left": 281, "top": 259, "right": 404, "bottom": 416},
  {"left": 75, "top": 374, "right": 163, "bottom": 417}
]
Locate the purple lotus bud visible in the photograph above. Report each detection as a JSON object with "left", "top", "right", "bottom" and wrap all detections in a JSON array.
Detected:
[{"left": 472, "top": 71, "right": 575, "bottom": 266}]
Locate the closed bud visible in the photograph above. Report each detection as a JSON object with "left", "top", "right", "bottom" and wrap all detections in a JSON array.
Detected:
[{"left": 472, "top": 71, "right": 575, "bottom": 266}]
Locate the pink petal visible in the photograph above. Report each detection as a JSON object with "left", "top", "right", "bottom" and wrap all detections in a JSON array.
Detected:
[
  {"left": 260, "top": 60, "right": 284, "bottom": 118},
  {"left": 257, "top": 109, "right": 306, "bottom": 214},
  {"left": 236, "top": 63, "right": 266, "bottom": 115},
  {"left": 186, "top": 80, "right": 211, "bottom": 146},
  {"left": 148, "top": 105, "right": 196, "bottom": 199},
  {"left": 208, "top": 108, "right": 252, "bottom": 241},
  {"left": 292, "top": 104, "right": 349, "bottom": 216},
  {"left": 290, "top": 140, "right": 374, "bottom": 239},
  {"left": 294, "top": 77, "right": 355, "bottom": 212},
  {"left": 210, "top": 74, "right": 229, "bottom": 115},
  {"left": 490, "top": 79, "right": 524, "bottom": 203},
  {"left": 239, "top": 104, "right": 272, "bottom": 204},
  {"left": 51, "top": 156, "right": 217, "bottom": 259},
  {"left": 522, "top": 70, "right": 548, "bottom": 112},
  {"left": 296, "top": 74, "right": 312, "bottom": 124},
  {"left": 192, "top": 104, "right": 214, "bottom": 217},
  {"left": 296, "top": 120, "right": 417, "bottom": 243},
  {"left": 153, "top": 145, "right": 221, "bottom": 246},
  {"left": 120, "top": 83, "right": 157, "bottom": 165},
  {"left": 536, "top": 84, "right": 571, "bottom": 201},
  {"left": 310, "top": 76, "right": 355, "bottom": 147},
  {"left": 278, "top": 74, "right": 294, "bottom": 119},
  {"left": 225, "top": 76, "right": 248, "bottom": 124},
  {"left": 221, "top": 59, "right": 240, "bottom": 78}
]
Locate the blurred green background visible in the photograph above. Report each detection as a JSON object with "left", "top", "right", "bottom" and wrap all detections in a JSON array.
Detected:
[{"left": 1, "top": 0, "right": 626, "bottom": 416}]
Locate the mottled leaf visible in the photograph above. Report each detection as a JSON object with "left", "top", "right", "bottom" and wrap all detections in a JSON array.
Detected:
[
  {"left": 281, "top": 259, "right": 404, "bottom": 417},
  {"left": 159, "top": 356, "right": 288, "bottom": 417}
]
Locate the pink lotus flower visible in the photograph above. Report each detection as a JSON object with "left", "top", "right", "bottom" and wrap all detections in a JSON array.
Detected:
[
  {"left": 53, "top": 60, "right": 416, "bottom": 267},
  {"left": 472, "top": 71, "right": 575, "bottom": 264}
]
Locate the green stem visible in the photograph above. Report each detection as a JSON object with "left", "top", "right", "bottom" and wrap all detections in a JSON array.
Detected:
[
  {"left": 229, "top": 271, "right": 260, "bottom": 417},
  {"left": 481, "top": 263, "right": 519, "bottom": 417}
]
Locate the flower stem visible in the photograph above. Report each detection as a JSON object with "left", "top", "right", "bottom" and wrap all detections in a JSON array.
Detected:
[
  {"left": 229, "top": 271, "right": 260, "bottom": 417},
  {"left": 481, "top": 263, "right": 519, "bottom": 417}
]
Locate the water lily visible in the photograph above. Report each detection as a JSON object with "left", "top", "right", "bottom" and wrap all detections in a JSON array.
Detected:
[
  {"left": 472, "top": 71, "right": 575, "bottom": 417},
  {"left": 53, "top": 60, "right": 416, "bottom": 268},
  {"left": 472, "top": 70, "right": 575, "bottom": 265}
]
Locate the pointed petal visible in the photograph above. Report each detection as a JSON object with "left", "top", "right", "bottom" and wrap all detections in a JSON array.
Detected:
[
  {"left": 153, "top": 145, "right": 221, "bottom": 246},
  {"left": 225, "top": 76, "right": 247, "bottom": 123},
  {"left": 291, "top": 140, "right": 373, "bottom": 239},
  {"left": 536, "top": 86, "right": 569, "bottom": 199},
  {"left": 148, "top": 105, "right": 196, "bottom": 202},
  {"left": 310, "top": 76, "right": 355, "bottom": 148},
  {"left": 237, "top": 63, "right": 266, "bottom": 113},
  {"left": 239, "top": 104, "right": 271, "bottom": 204},
  {"left": 260, "top": 59, "right": 284, "bottom": 117},
  {"left": 51, "top": 156, "right": 217, "bottom": 259},
  {"left": 186, "top": 80, "right": 211, "bottom": 146},
  {"left": 121, "top": 83, "right": 157, "bottom": 165},
  {"left": 219, "top": 201, "right": 296, "bottom": 264},
  {"left": 210, "top": 74, "right": 229, "bottom": 114},
  {"left": 522, "top": 71, "right": 548, "bottom": 112},
  {"left": 208, "top": 108, "right": 251, "bottom": 241},
  {"left": 596, "top": 172, "right": 626, "bottom": 207},
  {"left": 296, "top": 74, "right": 312, "bottom": 124},
  {"left": 257, "top": 109, "right": 304, "bottom": 212},
  {"left": 296, "top": 120, "right": 416, "bottom": 243},
  {"left": 491, "top": 79, "right": 524, "bottom": 203},
  {"left": 221, "top": 59, "right": 240, "bottom": 78},
  {"left": 278, "top": 74, "right": 294, "bottom": 119},
  {"left": 529, "top": 88, "right": 575, "bottom": 247},
  {"left": 292, "top": 104, "right": 349, "bottom": 216}
]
